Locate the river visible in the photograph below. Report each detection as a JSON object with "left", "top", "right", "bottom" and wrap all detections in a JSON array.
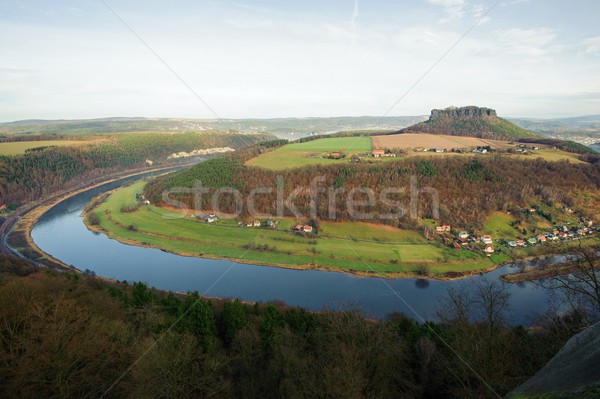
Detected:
[{"left": 30, "top": 172, "right": 554, "bottom": 326}]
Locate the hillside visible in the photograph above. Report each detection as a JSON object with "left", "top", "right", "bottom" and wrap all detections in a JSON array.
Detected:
[
  {"left": 0, "top": 116, "right": 427, "bottom": 140},
  {"left": 507, "top": 321, "right": 600, "bottom": 398},
  {"left": 398, "top": 106, "right": 541, "bottom": 140},
  {"left": 510, "top": 115, "right": 600, "bottom": 149},
  {"left": 0, "top": 253, "right": 583, "bottom": 398},
  {"left": 145, "top": 148, "right": 600, "bottom": 231},
  {"left": 0, "top": 132, "right": 273, "bottom": 208}
]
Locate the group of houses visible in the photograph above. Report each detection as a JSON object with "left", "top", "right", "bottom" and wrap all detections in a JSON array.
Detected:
[
  {"left": 135, "top": 192, "right": 151, "bottom": 205},
  {"left": 245, "top": 218, "right": 275, "bottom": 228},
  {"left": 195, "top": 213, "right": 218, "bottom": 223},
  {"left": 507, "top": 223, "right": 596, "bottom": 247},
  {"left": 438, "top": 215, "right": 597, "bottom": 255},
  {"left": 371, "top": 149, "right": 397, "bottom": 158},
  {"left": 292, "top": 224, "right": 314, "bottom": 234},
  {"left": 324, "top": 152, "right": 346, "bottom": 159},
  {"left": 414, "top": 147, "right": 447, "bottom": 153}
]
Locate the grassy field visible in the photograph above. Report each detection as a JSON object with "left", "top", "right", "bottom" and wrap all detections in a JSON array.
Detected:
[
  {"left": 88, "top": 181, "right": 508, "bottom": 277},
  {"left": 245, "top": 137, "right": 372, "bottom": 170},
  {"left": 372, "top": 133, "right": 585, "bottom": 163},
  {"left": 0, "top": 140, "right": 87, "bottom": 155},
  {"left": 372, "top": 133, "right": 515, "bottom": 150}
]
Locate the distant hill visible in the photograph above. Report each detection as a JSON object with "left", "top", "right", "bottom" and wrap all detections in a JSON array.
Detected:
[
  {"left": 0, "top": 116, "right": 427, "bottom": 140},
  {"left": 397, "top": 106, "right": 541, "bottom": 140},
  {"left": 509, "top": 115, "right": 600, "bottom": 149}
]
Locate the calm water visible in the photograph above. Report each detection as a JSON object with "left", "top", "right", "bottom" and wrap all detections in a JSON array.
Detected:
[{"left": 31, "top": 172, "right": 553, "bottom": 326}]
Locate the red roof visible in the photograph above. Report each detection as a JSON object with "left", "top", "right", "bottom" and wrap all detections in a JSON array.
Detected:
[{"left": 372, "top": 149, "right": 385, "bottom": 154}]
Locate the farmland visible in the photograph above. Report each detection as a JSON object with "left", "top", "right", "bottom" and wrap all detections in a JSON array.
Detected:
[
  {"left": 373, "top": 133, "right": 584, "bottom": 163},
  {"left": 0, "top": 140, "right": 89, "bottom": 155},
  {"left": 87, "top": 181, "right": 509, "bottom": 278},
  {"left": 245, "top": 137, "right": 372, "bottom": 170},
  {"left": 372, "top": 133, "right": 515, "bottom": 151}
]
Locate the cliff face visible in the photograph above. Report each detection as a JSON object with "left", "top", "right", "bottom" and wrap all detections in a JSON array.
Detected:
[
  {"left": 398, "top": 106, "right": 539, "bottom": 140},
  {"left": 430, "top": 106, "right": 497, "bottom": 119}
]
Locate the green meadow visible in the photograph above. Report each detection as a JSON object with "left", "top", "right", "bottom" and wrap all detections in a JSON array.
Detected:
[
  {"left": 88, "top": 181, "right": 509, "bottom": 277},
  {"left": 0, "top": 140, "right": 86, "bottom": 155},
  {"left": 245, "top": 137, "right": 372, "bottom": 170}
]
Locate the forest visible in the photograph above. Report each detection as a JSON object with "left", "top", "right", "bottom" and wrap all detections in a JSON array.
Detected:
[
  {"left": 0, "top": 253, "right": 593, "bottom": 399},
  {"left": 145, "top": 148, "right": 600, "bottom": 232},
  {"left": 0, "top": 132, "right": 271, "bottom": 208}
]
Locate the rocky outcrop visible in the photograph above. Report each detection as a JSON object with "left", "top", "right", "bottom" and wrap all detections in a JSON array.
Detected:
[
  {"left": 396, "top": 105, "right": 539, "bottom": 140},
  {"left": 430, "top": 106, "right": 497, "bottom": 119},
  {"left": 506, "top": 322, "right": 600, "bottom": 398}
]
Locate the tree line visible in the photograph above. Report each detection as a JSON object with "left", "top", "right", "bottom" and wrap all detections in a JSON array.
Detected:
[
  {"left": 146, "top": 153, "right": 600, "bottom": 232},
  {"left": 0, "top": 253, "right": 594, "bottom": 398},
  {"left": 0, "top": 132, "right": 271, "bottom": 208}
]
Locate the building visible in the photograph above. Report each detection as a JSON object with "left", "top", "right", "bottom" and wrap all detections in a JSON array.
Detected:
[
  {"left": 527, "top": 237, "right": 538, "bottom": 245},
  {"left": 372, "top": 149, "right": 385, "bottom": 157},
  {"left": 508, "top": 241, "right": 518, "bottom": 247},
  {"left": 458, "top": 231, "right": 469, "bottom": 239},
  {"left": 536, "top": 234, "right": 547, "bottom": 242},
  {"left": 303, "top": 225, "right": 313, "bottom": 233},
  {"left": 436, "top": 225, "right": 451, "bottom": 232},
  {"left": 253, "top": 220, "right": 261, "bottom": 227},
  {"left": 481, "top": 235, "right": 493, "bottom": 244},
  {"left": 484, "top": 245, "right": 494, "bottom": 253}
]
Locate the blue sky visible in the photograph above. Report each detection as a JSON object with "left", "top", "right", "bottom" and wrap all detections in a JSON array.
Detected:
[{"left": 1, "top": 0, "right": 599, "bottom": 121}]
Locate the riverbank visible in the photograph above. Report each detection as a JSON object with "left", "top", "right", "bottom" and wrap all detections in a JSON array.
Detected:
[
  {"left": 5, "top": 163, "right": 197, "bottom": 272},
  {"left": 83, "top": 180, "right": 525, "bottom": 280}
]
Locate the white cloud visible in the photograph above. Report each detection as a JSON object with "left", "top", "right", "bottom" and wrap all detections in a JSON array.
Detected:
[
  {"left": 427, "top": 0, "right": 465, "bottom": 6},
  {"left": 582, "top": 36, "right": 600, "bottom": 55}
]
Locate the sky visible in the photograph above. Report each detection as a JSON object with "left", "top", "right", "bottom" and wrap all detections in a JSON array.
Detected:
[{"left": 1, "top": 0, "right": 599, "bottom": 122}]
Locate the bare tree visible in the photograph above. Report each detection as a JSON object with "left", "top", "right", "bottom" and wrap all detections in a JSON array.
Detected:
[{"left": 537, "top": 243, "right": 600, "bottom": 321}]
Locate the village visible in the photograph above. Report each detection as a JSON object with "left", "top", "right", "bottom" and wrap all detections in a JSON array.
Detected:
[{"left": 435, "top": 215, "right": 597, "bottom": 256}]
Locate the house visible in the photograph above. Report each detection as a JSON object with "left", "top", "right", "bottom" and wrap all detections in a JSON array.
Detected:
[
  {"left": 481, "top": 235, "right": 493, "bottom": 244},
  {"left": 453, "top": 242, "right": 462, "bottom": 250},
  {"left": 457, "top": 237, "right": 468, "bottom": 245},
  {"left": 266, "top": 218, "right": 274, "bottom": 227},
  {"left": 372, "top": 149, "right": 385, "bottom": 157},
  {"left": 458, "top": 231, "right": 469, "bottom": 239},
  {"left": 253, "top": 220, "right": 261, "bottom": 227},
  {"left": 527, "top": 237, "right": 538, "bottom": 245},
  {"left": 585, "top": 218, "right": 594, "bottom": 227},
  {"left": 293, "top": 224, "right": 313, "bottom": 233},
  {"left": 206, "top": 214, "right": 218, "bottom": 223},
  {"left": 536, "top": 234, "right": 547, "bottom": 242},
  {"left": 435, "top": 148, "right": 445, "bottom": 153},
  {"left": 484, "top": 245, "right": 494, "bottom": 253},
  {"left": 517, "top": 239, "right": 525, "bottom": 246},
  {"left": 414, "top": 147, "right": 426, "bottom": 152},
  {"left": 436, "top": 225, "right": 451, "bottom": 232},
  {"left": 443, "top": 236, "right": 451, "bottom": 245},
  {"left": 508, "top": 241, "right": 518, "bottom": 247}
]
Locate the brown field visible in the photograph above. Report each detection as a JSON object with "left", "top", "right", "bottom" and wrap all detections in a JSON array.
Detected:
[{"left": 372, "top": 133, "right": 517, "bottom": 151}]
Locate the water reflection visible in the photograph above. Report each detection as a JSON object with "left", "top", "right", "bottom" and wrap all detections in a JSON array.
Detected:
[{"left": 31, "top": 171, "right": 556, "bottom": 326}]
